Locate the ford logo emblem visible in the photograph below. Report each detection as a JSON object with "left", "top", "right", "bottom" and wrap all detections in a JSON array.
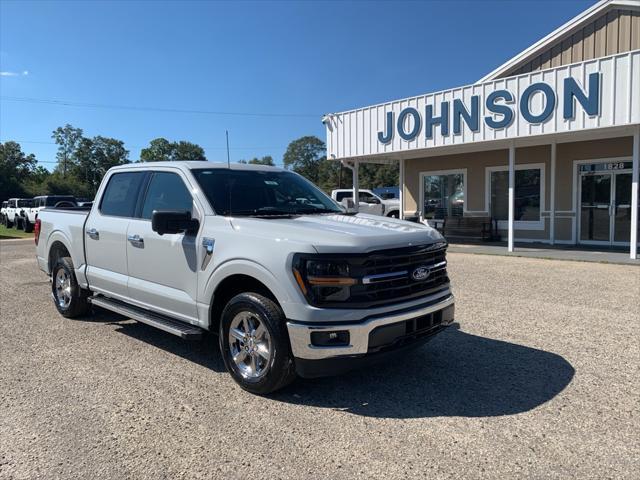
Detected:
[{"left": 412, "top": 266, "right": 430, "bottom": 281}]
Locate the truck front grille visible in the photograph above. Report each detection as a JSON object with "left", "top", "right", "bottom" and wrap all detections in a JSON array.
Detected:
[{"left": 346, "top": 243, "right": 450, "bottom": 308}]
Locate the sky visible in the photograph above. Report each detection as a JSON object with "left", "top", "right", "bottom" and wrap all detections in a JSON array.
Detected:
[{"left": 0, "top": 0, "right": 595, "bottom": 169}]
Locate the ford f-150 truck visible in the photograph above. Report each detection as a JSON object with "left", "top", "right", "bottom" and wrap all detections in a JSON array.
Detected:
[{"left": 35, "top": 162, "right": 454, "bottom": 394}]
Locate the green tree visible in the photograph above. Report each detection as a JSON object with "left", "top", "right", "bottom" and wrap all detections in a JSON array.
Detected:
[
  {"left": 283, "top": 136, "right": 326, "bottom": 184},
  {"left": 52, "top": 124, "right": 83, "bottom": 177},
  {"left": 0, "top": 141, "right": 37, "bottom": 198},
  {"left": 140, "top": 138, "right": 206, "bottom": 162},
  {"left": 172, "top": 141, "right": 206, "bottom": 161},
  {"left": 140, "top": 138, "right": 174, "bottom": 162}
]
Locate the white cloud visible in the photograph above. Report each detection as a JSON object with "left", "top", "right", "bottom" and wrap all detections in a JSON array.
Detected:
[{"left": 0, "top": 70, "right": 29, "bottom": 77}]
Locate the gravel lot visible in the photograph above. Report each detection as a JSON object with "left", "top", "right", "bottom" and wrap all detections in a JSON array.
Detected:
[{"left": 1, "top": 239, "right": 638, "bottom": 479}]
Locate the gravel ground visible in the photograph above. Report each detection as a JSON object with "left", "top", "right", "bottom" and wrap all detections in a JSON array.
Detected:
[{"left": 1, "top": 239, "right": 638, "bottom": 479}]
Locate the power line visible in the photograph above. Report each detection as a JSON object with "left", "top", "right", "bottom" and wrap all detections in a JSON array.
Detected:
[
  {"left": 2, "top": 139, "right": 287, "bottom": 151},
  {"left": 0, "top": 95, "right": 322, "bottom": 118}
]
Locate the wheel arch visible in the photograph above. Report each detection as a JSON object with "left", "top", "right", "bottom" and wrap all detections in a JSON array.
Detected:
[{"left": 208, "top": 274, "right": 282, "bottom": 334}]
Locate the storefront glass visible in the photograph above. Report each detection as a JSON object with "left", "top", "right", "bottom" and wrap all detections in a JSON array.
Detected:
[
  {"left": 423, "top": 173, "right": 464, "bottom": 219},
  {"left": 490, "top": 168, "right": 541, "bottom": 221}
]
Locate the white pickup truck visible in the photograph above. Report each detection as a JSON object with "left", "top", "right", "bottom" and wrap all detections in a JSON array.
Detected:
[
  {"left": 21, "top": 195, "right": 77, "bottom": 233},
  {"left": 35, "top": 162, "right": 454, "bottom": 394},
  {"left": 5, "top": 198, "right": 33, "bottom": 229},
  {"left": 331, "top": 188, "right": 401, "bottom": 218}
]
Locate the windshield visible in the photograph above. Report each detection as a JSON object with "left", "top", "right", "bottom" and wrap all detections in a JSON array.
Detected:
[{"left": 192, "top": 169, "right": 343, "bottom": 216}]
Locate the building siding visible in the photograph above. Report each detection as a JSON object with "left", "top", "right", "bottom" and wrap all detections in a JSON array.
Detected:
[{"left": 502, "top": 9, "right": 640, "bottom": 77}]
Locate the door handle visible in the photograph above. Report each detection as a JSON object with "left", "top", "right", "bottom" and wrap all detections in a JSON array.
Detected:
[
  {"left": 127, "top": 234, "right": 144, "bottom": 247},
  {"left": 86, "top": 228, "right": 99, "bottom": 240}
]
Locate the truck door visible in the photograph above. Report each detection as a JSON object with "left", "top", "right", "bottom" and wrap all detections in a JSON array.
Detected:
[
  {"left": 85, "top": 171, "right": 148, "bottom": 300},
  {"left": 125, "top": 170, "right": 200, "bottom": 324},
  {"left": 359, "top": 191, "right": 384, "bottom": 216}
]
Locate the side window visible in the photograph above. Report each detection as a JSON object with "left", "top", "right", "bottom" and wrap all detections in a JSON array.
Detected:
[
  {"left": 141, "top": 172, "right": 193, "bottom": 220},
  {"left": 359, "top": 192, "right": 377, "bottom": 203},
  {"left": 100, "top": 172, "right": 146, "bottom": 217},
  {"left": 335, "top": 192, "right": 351, "bottom": 202}
]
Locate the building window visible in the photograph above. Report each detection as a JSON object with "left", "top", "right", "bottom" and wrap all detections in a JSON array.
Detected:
[
  {"left": 488, "top": 166, "right": 543, "bottom": 225},
  {"left": 422, "top": 171, "right": 464, "bottom": 219}
]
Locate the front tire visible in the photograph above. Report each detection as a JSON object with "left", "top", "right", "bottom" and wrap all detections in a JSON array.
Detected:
[
  {"left": 23, "top": 218, "right": 33, "bottom": 233},
  {"left": 51, "top": 257, "right": 91, "bottom": 318},
  {"left": 219, "top": 293, "right": 296, "bottom": 394}
]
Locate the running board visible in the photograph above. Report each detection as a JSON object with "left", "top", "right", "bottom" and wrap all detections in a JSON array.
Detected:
[{"left": 89, "top": 296, "right": 203, "bottom": 340}]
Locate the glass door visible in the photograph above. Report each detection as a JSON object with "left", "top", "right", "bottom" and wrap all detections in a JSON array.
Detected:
[
  {"left": 613, "top": 172, "right": 632, "bottom": 245},
  {"left": 579, "top": 173, "right": 612, "bottom": 243}
]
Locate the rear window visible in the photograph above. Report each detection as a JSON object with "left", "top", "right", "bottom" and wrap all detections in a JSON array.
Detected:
[
  {"left": 100, "top": 172, "right": 146, "bottom": 217},
  {"left": 335, "top": 191, "right": 352, "bottom": 202},
  {"left": 45, "top": 196, "right": 76, "bottom": 207}
]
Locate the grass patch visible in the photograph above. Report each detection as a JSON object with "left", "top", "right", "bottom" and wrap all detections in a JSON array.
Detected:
[{"left": 0, "top": 224, "right": 33, "bottom": 239}]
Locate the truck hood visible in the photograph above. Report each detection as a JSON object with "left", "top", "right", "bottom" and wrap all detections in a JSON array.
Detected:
[{"left": 229, "top": 213, "right": 444, "bottom": 253}]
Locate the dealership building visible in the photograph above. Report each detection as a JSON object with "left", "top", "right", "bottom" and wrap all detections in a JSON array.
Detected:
[{"left": 324, "top": 0, "right": 640, "bottom": 259}]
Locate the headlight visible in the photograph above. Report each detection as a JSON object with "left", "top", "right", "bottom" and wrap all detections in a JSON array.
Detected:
[{"left": 292, "top": 255, "right": 356, "bottom": 305}]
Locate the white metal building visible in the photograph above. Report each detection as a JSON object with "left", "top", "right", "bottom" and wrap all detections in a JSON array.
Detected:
[{"left": 324, "top": 0, "right": 640, "bottom": 259}]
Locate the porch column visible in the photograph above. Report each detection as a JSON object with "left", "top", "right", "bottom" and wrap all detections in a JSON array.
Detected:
[
  {"left": 550, "top": 142, "right": 556, "bottom": 245},
  {"left": 353, "top": 160, "right": 360, "bottom": 212},
  {"left": 631, "top": 128, "right": 639, "bottom": 259},
  {"left": 508, "top": 143, "right": 515, "bottom": 252},
  {"left": 399, "top": 159, "right": 405, "bottom": 220}
]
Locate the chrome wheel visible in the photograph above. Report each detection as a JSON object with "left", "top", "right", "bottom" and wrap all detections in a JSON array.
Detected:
[
  {"left": 228, "top": 311, "right": 272, "bottom": 379},
  {"left": 55, "top": 268, "right": 72, "bottom": 309}
]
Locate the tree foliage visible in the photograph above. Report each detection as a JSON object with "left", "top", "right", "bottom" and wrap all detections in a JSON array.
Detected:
[
  {"left": 282, "top": 136, "right": 399, "bottom": 194},
  {"left": 0, "top": 141, "right": 38, "bottom": 198},
  {"left": 140, "top": 138, "right": 206, "bottom": 162},
  {"left": 50, "top": 125, "right": 130, "bottom": 195}
]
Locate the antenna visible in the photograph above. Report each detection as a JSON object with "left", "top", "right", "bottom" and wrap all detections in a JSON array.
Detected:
[{"left": 225, "top": 130, "right": 231, "bottom": 168}]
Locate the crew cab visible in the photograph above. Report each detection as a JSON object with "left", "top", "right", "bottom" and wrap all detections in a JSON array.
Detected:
[
  {"left": 36, "top": 162, "right": 454, "bottom": 394},
  {"left": 331, "top": 188, "right": 401, "bottom": 218},
  {"left": 5, "top": 198, "right": 33, "bottom": 229}
]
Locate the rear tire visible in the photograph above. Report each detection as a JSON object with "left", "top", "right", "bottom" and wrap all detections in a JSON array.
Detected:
[
  {"left": 51, "top": 256, "right": 91, "bottom": 318},
  {"left": 219, "top": 292, "right": 296, "bottom": 395},
  {"left": 7, "top": 217, "right": 14, "bottom": 228},
  {"left": 23, "top": 218, "right": 33, "bottom": 233}
]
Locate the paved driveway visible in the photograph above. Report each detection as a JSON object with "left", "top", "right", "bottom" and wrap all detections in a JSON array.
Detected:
[{"left": 1, "top": 239, "right": 638, "bottom": 479}]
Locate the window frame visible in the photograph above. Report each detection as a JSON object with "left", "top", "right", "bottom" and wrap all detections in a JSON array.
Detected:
[
  {"left": 137, "top": 171, "right": 196, "bottom": 221},
  {"left": 484, "top": 162, "right": 546, "bottom": 231},
  {"left": 98, "top": 171, "right": 149, "bottom": 219},
  {"left": 419, "top": 168, "right": 468, "bottom": 221}
]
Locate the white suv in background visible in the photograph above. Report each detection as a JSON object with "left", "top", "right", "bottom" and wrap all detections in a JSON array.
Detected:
[{"left": 331, "top": 189, "right": 400, "bottom": 218}]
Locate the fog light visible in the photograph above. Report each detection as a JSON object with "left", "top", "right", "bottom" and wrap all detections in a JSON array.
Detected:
[{"left": 310, "top": 330, "right": 350, "bottom": 347}]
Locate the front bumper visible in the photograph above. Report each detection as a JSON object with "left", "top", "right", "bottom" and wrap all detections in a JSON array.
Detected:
[{"left": 286, "top": 292, "right": 454, "bottom": 375}]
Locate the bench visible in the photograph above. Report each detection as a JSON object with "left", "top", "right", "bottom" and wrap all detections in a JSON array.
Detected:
[{"left": 429, "top": 216, "right": 499, "bottom": 242}]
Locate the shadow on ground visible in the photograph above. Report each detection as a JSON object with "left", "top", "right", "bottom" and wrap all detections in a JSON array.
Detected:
[{"left": 95, "top": 309, "right": 575, "bottom": 418}]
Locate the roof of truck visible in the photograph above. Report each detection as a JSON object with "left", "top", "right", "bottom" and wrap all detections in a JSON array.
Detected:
[{"left": 110, "top": 161, "right": 285, "bottom": 172}]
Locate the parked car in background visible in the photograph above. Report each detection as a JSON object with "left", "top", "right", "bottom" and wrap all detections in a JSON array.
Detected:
[
  {"left": 331, "top": 188, "right": 401, "bottom": 217},
  {"left": 36, "top": 162, "right": 454, "bottom": 394},
  {"left": 4, "top": 198, "right": 33, "bottom": 229},
  {"left": 22, "top": 196, "right": 78, "bottom": 232}
]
